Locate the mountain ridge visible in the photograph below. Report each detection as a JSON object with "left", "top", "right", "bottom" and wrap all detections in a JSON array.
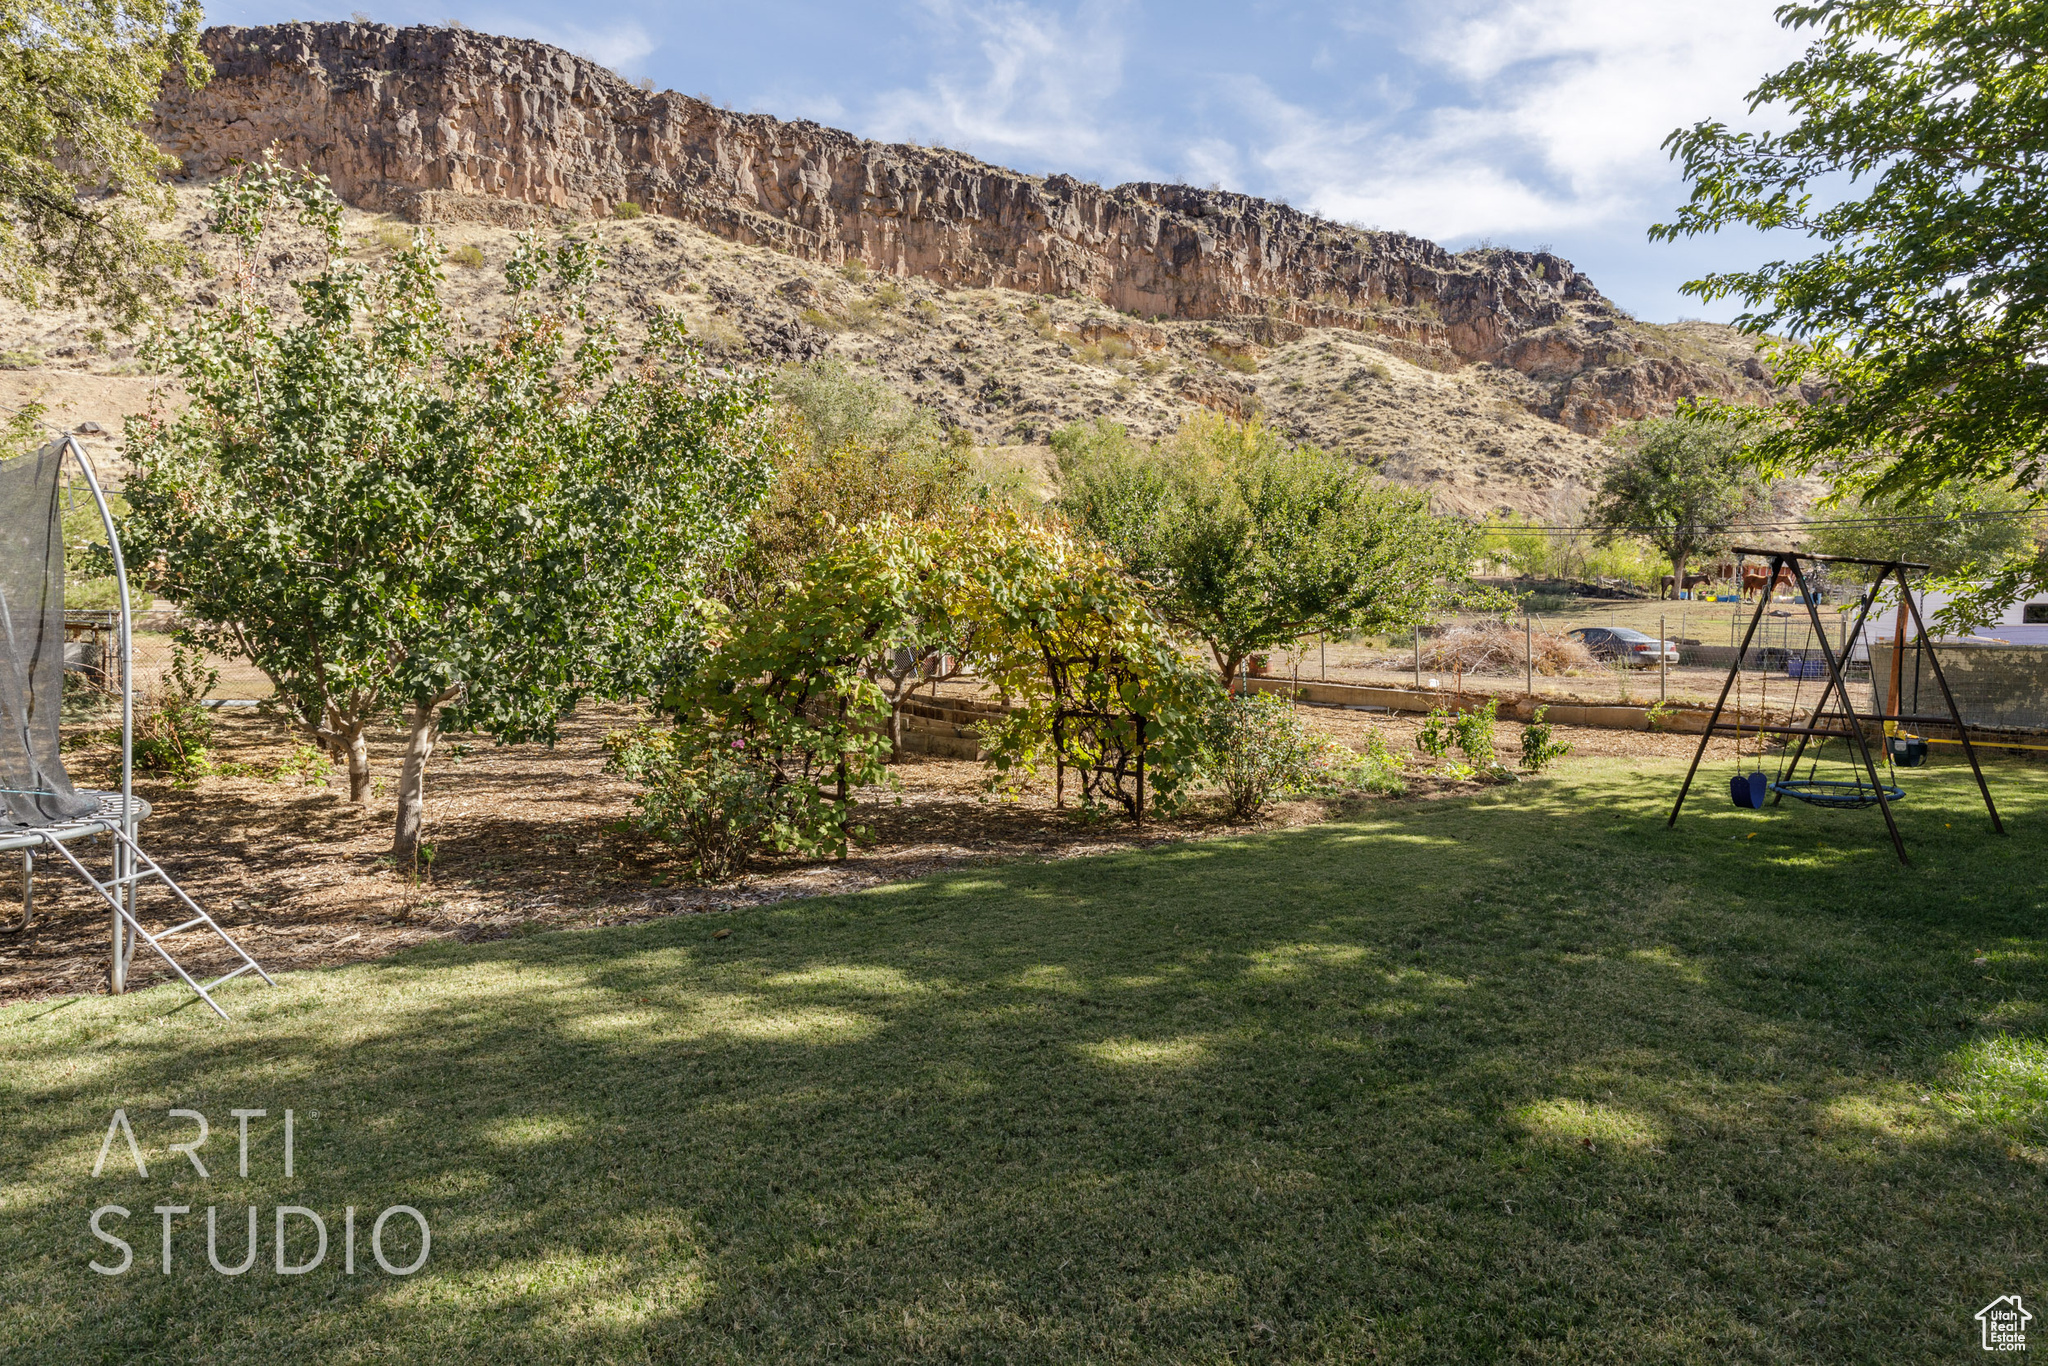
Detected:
[{"left": 151, "top": 21, "right": 1775, "bottom": 441}]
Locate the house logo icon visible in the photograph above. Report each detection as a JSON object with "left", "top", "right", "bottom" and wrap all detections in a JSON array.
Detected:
[{"left": 1978, "top": 1295, "right": 2031, "bottom": 1351}]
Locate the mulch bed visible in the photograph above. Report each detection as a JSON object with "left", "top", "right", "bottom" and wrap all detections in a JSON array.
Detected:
[{"left": 0, "top": 701, "right": 1711, "bottom": 1008}]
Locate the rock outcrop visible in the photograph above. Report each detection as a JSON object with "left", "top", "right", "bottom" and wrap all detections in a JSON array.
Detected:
[{"left": 151, "top": 22, "right": 1770, "bottom": 434}]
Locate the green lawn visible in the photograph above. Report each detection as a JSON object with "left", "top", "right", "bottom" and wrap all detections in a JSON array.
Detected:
[{"left": 3, "top": 757, "right": 2045, "bottom": 1363}]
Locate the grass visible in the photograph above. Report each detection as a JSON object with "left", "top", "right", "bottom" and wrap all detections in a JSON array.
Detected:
[{"left": 3, "top": 757, "right": 2046, "bottom": 1362}]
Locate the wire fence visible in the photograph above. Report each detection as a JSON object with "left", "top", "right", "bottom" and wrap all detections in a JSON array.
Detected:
[
  {"left": 1873, "top": 642, "right": 2048, "bottom": 733},
  {"left": 63, "top": 617, "right": 274, "bottom": 703}
]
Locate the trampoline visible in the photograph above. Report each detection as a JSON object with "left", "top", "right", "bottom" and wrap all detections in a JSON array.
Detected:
[{"left": 0, "top": 435, "right": 268, "bottom": 1018}]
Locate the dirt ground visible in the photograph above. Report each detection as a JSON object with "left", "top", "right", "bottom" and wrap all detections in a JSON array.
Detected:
[{"left": 0, "top": 701, "right": 1715, "bottom": 1008}]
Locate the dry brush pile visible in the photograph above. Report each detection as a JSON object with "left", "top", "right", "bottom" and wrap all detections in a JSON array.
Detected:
[{"left": 1426, "top": 622, "right": 1595, "bottom": 677}]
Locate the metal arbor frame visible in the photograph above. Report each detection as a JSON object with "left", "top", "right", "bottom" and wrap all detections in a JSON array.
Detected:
[
  {"left": 1666, "top": 547, "right": 2004, "bottom": 866},
  {"left": 0, "top": 434, "right": 270, "bottom": 1017}
]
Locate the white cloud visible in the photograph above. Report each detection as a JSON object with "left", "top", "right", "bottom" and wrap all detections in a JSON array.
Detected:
[
  {"left": 1241, "top": 0, "right": 1810, "bottom": 242},
  {"left": 862, "top": 0, "right": 1149, "bottom": 175}
]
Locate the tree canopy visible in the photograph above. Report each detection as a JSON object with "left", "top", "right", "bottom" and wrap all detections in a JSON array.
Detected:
[
  {"left": 1592, "top": 414, "right": 1771, "bottom": 592},
  {"left": 122, "top": 161, "right": 783, "bottom": 860},
  {"left": 1805, "top": 478, "right": 2042, "bottom": 579},
  {"left": 1054, "top": 414, "right": 1489, "bottom": 681},
  {"left": 730, "top": 360, "right": 986, "bottom": 599},
  {"left": 0, "top": 0, "right": 209, "bottom": 330},
  {"left": 1655, "top": 0, "right": 2048, "bottom": 512}
]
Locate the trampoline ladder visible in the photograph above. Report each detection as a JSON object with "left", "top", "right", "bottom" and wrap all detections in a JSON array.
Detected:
[{"left": 39, "top": 828, "right": 273, "bottom": 1020}]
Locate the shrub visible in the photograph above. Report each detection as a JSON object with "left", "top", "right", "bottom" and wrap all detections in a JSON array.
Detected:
[
  {"left": 614, "top": 201, "right": 644, "bottom": 220},
  {"left": 1352, "top": 729, "right": 1409, "bottom": 795},
  {"left": 874, "top": 283, "right": 905, "bottom": 309},
  {"left": 445, "top": 244, "right": 485, "bottom": 268},
  {"left": 1519, "top": 705, "right": 1572, "bottom": 773},
  {"left": 913, "top": 298, "right": 941, "bottom": 323},
  {"left": 840, "top": 259, "right": 868, "bottom": 284},
  {"left": 1452, "top": 697, "right": 1498, "bottom": 767},
  {"left": 1204, "top": 692, "right": 1401, "bottom": 818},
  {"left": 1203, "top": 692, "right": 1322, "bottom": 820},
  {"left": 274, "top": 743, "right": 334, "bottom": 787},
  {"left": 605, "top": 726, "right": 782, "bottom": 880},
  {"left": 1416, "top": 707, "right": 1455, "bottom": 759},
  {"left": 134, "top": 643, "right": 217, "bottom": 783}
]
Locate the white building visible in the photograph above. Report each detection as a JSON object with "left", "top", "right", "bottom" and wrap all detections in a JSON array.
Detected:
[{"left": 1872, "top": 582, "right": 2048, "bottom": 646}]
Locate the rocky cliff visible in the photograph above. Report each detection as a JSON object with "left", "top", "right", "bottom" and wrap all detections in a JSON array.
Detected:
[{"left": 150, "top": 21, "right": 1771, "bottom": 436}]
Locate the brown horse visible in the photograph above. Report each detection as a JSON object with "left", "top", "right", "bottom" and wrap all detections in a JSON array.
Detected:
[{"left": 1661, "top": 571, "right": 1717, "bottom": 599}]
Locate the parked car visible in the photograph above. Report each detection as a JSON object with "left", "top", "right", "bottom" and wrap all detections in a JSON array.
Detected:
[{"left": 1566, "top": 626, "right": 1679, "bottom": 668}]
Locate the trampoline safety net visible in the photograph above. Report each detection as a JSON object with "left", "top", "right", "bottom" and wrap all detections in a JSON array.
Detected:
[{"left": 0, "top": 441, "right": 100, "bottom": 827}]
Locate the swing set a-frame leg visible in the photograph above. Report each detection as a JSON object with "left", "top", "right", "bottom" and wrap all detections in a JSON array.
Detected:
[
  {"left": 1771, "top": 565, "right": 1885, "bottom": 809},
  {"left": 1899, "top": 573, "right": 2005, "bottom": 836},
  {"left": 1670, "top": 558, "right": 1780, "bottom": 827},
  {"left": 1790, "top": 560, "right": 1909, "bottom": 865}
]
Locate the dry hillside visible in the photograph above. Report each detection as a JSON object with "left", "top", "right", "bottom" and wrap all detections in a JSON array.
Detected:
[{"left": 0, "top": 21, "right": 1794, "bottom": 514}]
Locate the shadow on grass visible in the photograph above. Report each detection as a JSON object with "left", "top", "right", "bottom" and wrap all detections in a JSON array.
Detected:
[{"left": 2, "top": 758, "right": 2044, "bottom": 1364}]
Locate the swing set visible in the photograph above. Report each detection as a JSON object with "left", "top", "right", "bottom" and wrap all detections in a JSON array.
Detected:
[{"left": 1668, "top": 548, "right": 2004, "bottom": 865}]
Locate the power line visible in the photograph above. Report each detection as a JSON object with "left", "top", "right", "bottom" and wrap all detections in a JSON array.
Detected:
[{"left": 1487, "top": 507, "right": 2044, "bottom": 535}]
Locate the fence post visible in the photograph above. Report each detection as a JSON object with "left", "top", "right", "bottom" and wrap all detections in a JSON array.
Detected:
[
  {"left": 1413, "top": 625, "right": 1421, "bottom": 687},
  {"left": 1660, "top": 613, "right": 1667, "bottom": 702},
  {"left": 1525, "top": 612, "right": 1533, "bottom": 697}
]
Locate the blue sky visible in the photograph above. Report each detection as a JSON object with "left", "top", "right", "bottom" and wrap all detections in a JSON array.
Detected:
[{"left": 205, "top": 0, "right": 1814, "bottom": 322}]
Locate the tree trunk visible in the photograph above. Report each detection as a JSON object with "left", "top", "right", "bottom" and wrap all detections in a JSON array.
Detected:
[
  {"left": 333, "top": 720, "right": 370, "bottom": 806},
  {"left": 314, "top": 711, "right": 373, "bottom": 805},
  {"left": 344, "top": 726, "right": 371, "bottom": 804},
  {"left": 1671, "top": 551, "right": 1688, "bottom": 602},
  {"left": 391, "top": 697, "right": 442, "bottom": 863}
]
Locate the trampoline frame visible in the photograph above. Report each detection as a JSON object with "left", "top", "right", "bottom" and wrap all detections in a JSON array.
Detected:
[{"left": 0, "top": 434, "right": 270, "bottom": 1018}]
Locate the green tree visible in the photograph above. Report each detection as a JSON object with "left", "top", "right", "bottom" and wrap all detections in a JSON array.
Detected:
[
  {"left": 1592, "top": 414, "right": 1770, "bottom": 595},
  {"left": 734, "top": 361, "right": 973, "bottom": 595},
  {"left": 0, "top": 0, "right": 209, "bottom": 330},
  {"left": 721, "top": 515, "right": 981, "bottom": 768},
  {"left": 1055, "top": 414, "right": 1490, "bottom": 683},
  {"left": 961, "top": 514, "right": 1219, "bottom": 823},
  {"left": 122, "top": 162, "right": 782, "bottom": 860},
  {"left": 1655, "top": 0, "right": 2048, "bottom": 514},
  {"left": 1806, "top": 479, "right": 2041, "bottom": 579}
]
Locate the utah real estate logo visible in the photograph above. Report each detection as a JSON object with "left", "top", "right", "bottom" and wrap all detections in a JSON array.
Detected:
[{"left": 1979, "top": 1295, "right": 2031, "bottom": 1353}]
